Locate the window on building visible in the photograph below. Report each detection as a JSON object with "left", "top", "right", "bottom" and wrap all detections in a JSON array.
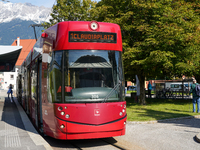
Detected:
[{"left": 10, "top": 74, "right": 14, "bottom": 80}]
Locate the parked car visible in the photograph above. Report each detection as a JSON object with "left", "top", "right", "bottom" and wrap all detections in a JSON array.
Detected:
[{"left": 127, "top": 86, "right": 137, "bottom": 91}]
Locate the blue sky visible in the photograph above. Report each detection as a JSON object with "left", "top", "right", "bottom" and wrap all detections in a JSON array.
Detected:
[
  {"left": 3, "top": 0, "right": 56, "bottom": 8},
  {"left": 3, "top": 0, "right": 100, "bottom": 8}
]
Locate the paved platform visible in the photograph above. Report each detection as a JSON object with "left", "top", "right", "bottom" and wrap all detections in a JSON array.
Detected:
[{"left": 0, "top": 90, "right": 52, "bottom": 150}]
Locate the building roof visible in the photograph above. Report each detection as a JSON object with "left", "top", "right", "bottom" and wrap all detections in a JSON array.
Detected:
[
  {"left": 12, "top": 39, "right": 36, "bottom": 67},
  {"left": 0, "top": 46, "right": 22, "bottom": 71}
]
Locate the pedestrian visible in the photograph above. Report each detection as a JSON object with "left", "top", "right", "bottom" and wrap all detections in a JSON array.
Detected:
[
  {"left": 125, "top": 86, "right": 127, "bottom": 95},
  {"left": 7, "top": 84, "right": 13, "bottom": 98},
  {"left": 148, "top": 81, "right": 152, "bottom": 98},
  {"left": 190, "top": 79, "right": 200, "bottom": 113}
]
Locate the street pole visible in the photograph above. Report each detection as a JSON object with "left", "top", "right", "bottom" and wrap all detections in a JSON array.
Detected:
[{"left": 29, "top": 24, "right": 47, "bottom": 41}]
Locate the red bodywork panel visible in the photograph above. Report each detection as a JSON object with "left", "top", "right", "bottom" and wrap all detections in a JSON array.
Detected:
[
  {"left": 43, "top": 101, "right": 126, "bottom": 140},
  {"left": 45, "top": 21, "right": 122, "bottom": 51},
  {"left": 54, "top": 102, "right": 126, "bottom": 124}
]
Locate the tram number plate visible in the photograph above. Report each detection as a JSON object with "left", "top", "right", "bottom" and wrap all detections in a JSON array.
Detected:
[{"left": 91, "top": 94, "right": 99, "bottom": 99}]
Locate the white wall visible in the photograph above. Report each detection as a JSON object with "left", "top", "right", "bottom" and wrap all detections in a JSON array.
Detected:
[{"left": 3, "top": 68, "right": 18, "bottom": 90}]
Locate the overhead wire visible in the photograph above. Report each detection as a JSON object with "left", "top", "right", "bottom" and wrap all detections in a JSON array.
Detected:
[
  {"left": 0, "top": 0, "right": 57, "bottom": 60},
  {"left": 0, "top": 0, "right": 56, "bottom": 42},
  {"left": 23, "top": 0, "right": 57, "bottom": 53},
  {"left": 25, "top": 0, "right": 56, "bottom": 51},
  {"left": 23, "top": 0, "right": 58, "bottom": 54},
  {"left": 34, "top": 0, "right": 57, "bottom": 40}
]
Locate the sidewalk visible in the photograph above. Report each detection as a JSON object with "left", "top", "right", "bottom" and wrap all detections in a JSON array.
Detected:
[
  {"left": 0, "top": 90, "right": 52, "bottom": 150},
  {"left": 126, "top": 93, "right": 200, "bottom": 143}
]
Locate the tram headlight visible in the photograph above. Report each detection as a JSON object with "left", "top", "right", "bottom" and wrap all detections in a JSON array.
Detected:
[
  {"left": 119, "top": 112, "right": 123, "bottom": 116},
  {"left": 58, "top": 107, "right": 63, "bottom": 111},
  {"left": 60, "top": 124, "right": 65, "bottom": 129},
  {"left": 124, "top": 104, "right": 126, "bottom": 108},
  {"left": 61, "top": 111, "right": 65, "bottom": 115},
  {"left": 65, "top": 114, "right": 70, "bottom": 118},
  {"left": 122, "top": 109, "right": 125, "bottom": 113}
]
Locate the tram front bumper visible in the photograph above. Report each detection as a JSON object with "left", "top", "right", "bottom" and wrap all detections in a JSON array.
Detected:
[{"left": 54, "top": 115, "right": 127, "bottom": 140}]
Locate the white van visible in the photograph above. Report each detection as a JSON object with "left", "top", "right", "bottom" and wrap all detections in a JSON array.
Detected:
[{"left": 165, "top": 82, "right": 192, "bottom": 91}]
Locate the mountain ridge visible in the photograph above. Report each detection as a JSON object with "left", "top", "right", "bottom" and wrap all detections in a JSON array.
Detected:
[
  {"left": 0, "top": 2, "right": 52, "bottom": 23},
  {"left": 0, "top": 19, "right": 44, "bottom": 45},
  {"left": 0, "top": 2, "right": 51, "bottom": 45}
]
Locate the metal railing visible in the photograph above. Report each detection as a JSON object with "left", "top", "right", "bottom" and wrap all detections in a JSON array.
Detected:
[{"left": 156, "top": 88, "right": 191, "bottom": 99}]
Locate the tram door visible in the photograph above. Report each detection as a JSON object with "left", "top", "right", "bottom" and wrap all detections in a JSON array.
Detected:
[{"left": 36, "top": 58, "right": 43, "bottom": 130}]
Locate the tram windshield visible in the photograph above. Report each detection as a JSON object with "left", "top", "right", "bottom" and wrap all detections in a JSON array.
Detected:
[{"left": 48, "top": 50, "right": 125, "bottom": 103}]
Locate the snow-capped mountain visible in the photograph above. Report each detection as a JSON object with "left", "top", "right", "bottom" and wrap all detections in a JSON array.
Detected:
[
  {"left": 0, "top": 2, "right": 52, "bottom": 23},
  {"left": 0, "top": 2, "right": 52, "bottom": 45}
]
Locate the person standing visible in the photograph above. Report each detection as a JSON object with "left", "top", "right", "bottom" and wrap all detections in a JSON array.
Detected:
[
  {"left": 125, "top": 86, "right": 127, "bottom": 95},
  {"left": 148, "top": 81, "right": 152, "bottom": 98},
  {"left": 7, "top": 84, "right": 13, "bottom": 98},
  {"left": 190, "top": 79, "right": 200, "bottom": 113}
]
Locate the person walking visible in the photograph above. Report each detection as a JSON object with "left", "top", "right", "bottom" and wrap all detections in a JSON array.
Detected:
[
  {"left": 7, "top": 84, "right": 13, "bottom": 98},
  {"left": 190, "top": 79, "right": 200, "bottom": 113},
  {"left": 148, "top": 81, "right": 152, "bottom": 98}
]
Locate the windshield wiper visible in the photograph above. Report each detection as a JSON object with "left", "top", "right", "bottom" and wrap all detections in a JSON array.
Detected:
[{"left": 103, "top": 80, "right": 121, "bottom": 102}]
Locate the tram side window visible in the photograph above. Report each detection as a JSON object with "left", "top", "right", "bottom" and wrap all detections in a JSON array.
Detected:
[
  {"left": 31, "top": 65, "right": 37, "bottom": 101},
  {"left": 48, "top": 51, "right": 63, "bottom": 103}
]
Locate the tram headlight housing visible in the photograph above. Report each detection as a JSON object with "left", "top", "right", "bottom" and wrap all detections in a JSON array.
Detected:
[
  {"left": 65, "top": 114, "right": 70, "bottom": 118},
  {"left": 58, "top": 107, "right": 63, "bottom": 111},
  {"left": 60, "top": 124, "right": 65, "bottom": 129},
  {"left": 90, "top": 21, "right": 99, "bottom": 31},
  {"left": 61, "top": 111, "right": 65, "bottom": 115}
]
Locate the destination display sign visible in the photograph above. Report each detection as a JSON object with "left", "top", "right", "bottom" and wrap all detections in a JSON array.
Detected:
[{"left": 69, "top": 31, "right": 117, "bottom": 43}]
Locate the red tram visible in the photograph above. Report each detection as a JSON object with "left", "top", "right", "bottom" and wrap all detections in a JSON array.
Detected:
[{"left": 17, "top": 21, "right": 126, "bottom": 140}]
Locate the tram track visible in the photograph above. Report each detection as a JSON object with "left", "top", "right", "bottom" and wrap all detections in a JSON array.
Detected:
[
  {"left": 101, "top": 138, "right": 126, "bottom": 150},
  {"left": 47, "top": 137, "right": 127, "bottom": 150},
  {"left": 66, "top": 138, "right": 126, "bottom": 150},
  {"left": 68, "top": 141, "right": 82, "bottom": 150}
]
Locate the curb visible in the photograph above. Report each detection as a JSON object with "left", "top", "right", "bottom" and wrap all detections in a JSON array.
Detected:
[
  {"left": 127, "top": 115, "right": 200, "bottom": 124},
  {"left": 13, "top": 97, "right": 53, "bottom": 150}
]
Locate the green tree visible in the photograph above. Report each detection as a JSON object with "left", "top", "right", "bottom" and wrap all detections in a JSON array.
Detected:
[
  {"left": 44, "top": 0, "right": 96, "bottom": 28},
  {"left": 91, "top": 0, "right": 200, "bottom": 104}
]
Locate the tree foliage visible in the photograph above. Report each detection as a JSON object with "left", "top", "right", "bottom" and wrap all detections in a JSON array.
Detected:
[
  {"left": 91, "top": 0, "right": 200, "bottom": 104},
  {"left": 44, "top": 0, "right": 96, "bottom": 28}
]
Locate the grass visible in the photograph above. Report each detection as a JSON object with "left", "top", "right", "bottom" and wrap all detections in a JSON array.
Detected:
[
  {"left": 127, "top": 91, "right": 136, "bottom": 94},
  {"left": 126, "top": 97, "right": 197, "bottom": 122},
  {"left": 126, "top": 90, "right": 155, "bottom": 94}
]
